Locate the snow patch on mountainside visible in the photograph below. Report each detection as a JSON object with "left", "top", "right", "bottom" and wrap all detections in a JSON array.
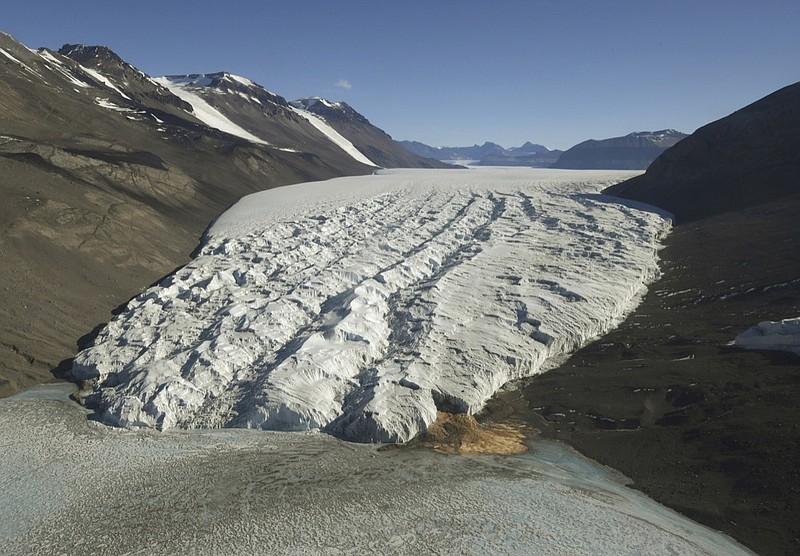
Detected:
[
  {"left": 154, "top": 76, "right": 270, "bottom": 145},
  {"left": 94, "top": 97, "right": 135, "bottom": 112},
  {"left": 288, "top": 104, "right": 376, "bottom": 167},
  {"left": 734, "top": 318, "right": 800, "bottom": 355},
  {"left": 81, "top": 66, "right": 132, "bottom": 99},
  {"left": 73, "top": 168, "right": 669, "bottom": 442},
  {"left": 36, "top": 49, "right": 90, "bottom": 89}
]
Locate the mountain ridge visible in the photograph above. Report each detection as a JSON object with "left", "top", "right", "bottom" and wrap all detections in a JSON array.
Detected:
[{"left": 294, "top": 98, "right": 448, "bottom": 168}]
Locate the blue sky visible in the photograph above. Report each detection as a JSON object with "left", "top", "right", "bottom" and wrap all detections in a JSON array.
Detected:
[{"left": 3, "top": 0, "right": 798, "bottom": 150}]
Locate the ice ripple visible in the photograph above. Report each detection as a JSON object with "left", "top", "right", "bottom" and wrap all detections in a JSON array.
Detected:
[{"left": 73, "top": 169, "right": 671, "bottom": 442}]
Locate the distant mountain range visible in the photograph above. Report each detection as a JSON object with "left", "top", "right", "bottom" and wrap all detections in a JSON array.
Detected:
[
  {"left": 401, "top": 131, "right": 687, "bottom": 170},
  {"left": 398, "top": 140, "right": 557, "bottom": 166}
]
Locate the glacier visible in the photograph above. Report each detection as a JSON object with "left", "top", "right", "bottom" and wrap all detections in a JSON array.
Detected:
[{"left": 73, "top": 168, "right": 671, "bottom": 442}]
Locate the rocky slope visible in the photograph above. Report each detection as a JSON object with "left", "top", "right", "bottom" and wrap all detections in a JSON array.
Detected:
[
  {"left": 552, "top": 130, "right": 687, "bottom": 170},
  {"left": 607, "top": 82, "right": 800, "bottom": 222},
  {"left": 0, "top": 31, "right": 446, "bottom": 396}
]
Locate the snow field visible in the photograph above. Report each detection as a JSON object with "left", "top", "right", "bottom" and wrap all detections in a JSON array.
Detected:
[{"left": 73, "top": 168, "right": 671, "bottom": 442}]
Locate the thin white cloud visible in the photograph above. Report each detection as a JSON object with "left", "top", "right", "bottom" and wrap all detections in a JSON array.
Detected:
[{"left": 334, "top": 78, "right": 353, "bottom": 90}]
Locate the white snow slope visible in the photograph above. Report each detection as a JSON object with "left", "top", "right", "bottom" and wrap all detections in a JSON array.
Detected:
[{"left": 73, "top": 168, "right": 671, "bottom": 442}]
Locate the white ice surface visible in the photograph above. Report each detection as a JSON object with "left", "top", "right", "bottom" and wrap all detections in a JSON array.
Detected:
[
  {"left": 734, "top": 317, "right": 800, "bottom": 355},
  {"left": 288, "top": 104, "right": 377, "bottom": 166},
  {"left": 0, "top": 386, "right": 753, "bottom": 556},
  {"left": 74, "top": 168, "right": 671, "bottom": 442},
  {"left": 154, "top": 76, "right": 271, "bottom": 145}
]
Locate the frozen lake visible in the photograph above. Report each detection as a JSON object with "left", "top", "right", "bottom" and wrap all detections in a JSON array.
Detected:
[{"left": 0, "top": 384, "right": 752, "bottom": 555}]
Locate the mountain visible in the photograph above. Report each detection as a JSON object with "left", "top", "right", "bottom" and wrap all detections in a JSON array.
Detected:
[
  {"left": 57, "top": 44, "right": 196, "bottom": 118},
  {"left": 398, "top": 140, "right": 557, "bottom": 166},
  {"left": 0, "top": 32, "right": 448, "bottom": 396},
  {"left": 402, "top": 132, "right": 684, "bottom": 170},
  {"left": 553, "top": 130, "right": 687, "bottom": 170},
  {"left": 606, "top": 83, "right": 800, "bottom": 221}
]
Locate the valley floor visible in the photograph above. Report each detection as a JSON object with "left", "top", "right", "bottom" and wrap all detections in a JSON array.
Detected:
[{"left": 485, "top": 194, "right": 800, "bottom": 555}]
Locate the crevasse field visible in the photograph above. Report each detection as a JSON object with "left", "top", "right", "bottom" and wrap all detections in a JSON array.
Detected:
[
  {"left": 0, "top": 169, "right": 754, "bottom": 554},
  {"left": 73, "top": 168, "right": 671, "bottom": 441}
]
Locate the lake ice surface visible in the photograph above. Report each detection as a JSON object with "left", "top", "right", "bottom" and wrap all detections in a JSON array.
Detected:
[
  {"left": 72, "top": 168, "right": 672, "bottom": 442},
  {"left": 0, "top": 385, "right": 753, "bottom": 555}
]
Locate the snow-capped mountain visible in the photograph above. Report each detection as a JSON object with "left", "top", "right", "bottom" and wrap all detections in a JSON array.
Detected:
[
  {"left": 552, "top": 130, "right": 687, "bottom": 170},
  {"left": 401, "top": 131, "right": 686, "bottom": 170},
  {"left": 152, "top": 73, "right": 382, "bottom": 167},
  {"left": 0, "top": 31, "right": 447, "bottom": 395},
  {"left": 399, "top": 141, "right": 508, "bottom": 161}
]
